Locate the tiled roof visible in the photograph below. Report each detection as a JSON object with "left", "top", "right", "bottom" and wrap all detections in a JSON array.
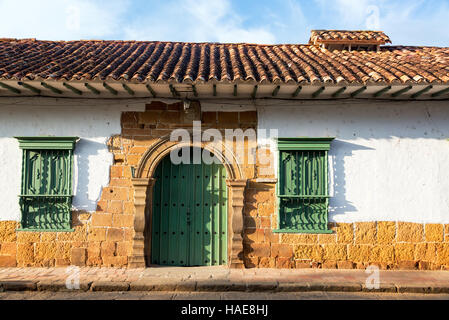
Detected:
[
  {"left": 309, "top": 30, "right": 391, "bottom": 45},
  {"left": 0, "top": 38, "right": 448, "bottom": 85}
]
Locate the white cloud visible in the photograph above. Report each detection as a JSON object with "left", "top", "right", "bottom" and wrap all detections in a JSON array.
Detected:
[
  {"left": 0, "top": 0, "right": 447, "bottom": 46},
  {"left": 123, "top": 0, "right": 276, "bottom": 43},
  {"left": 311, "top": 0, "right": 449, "bottom": 46},
  {"left": 0, "top": 0, "right": 128, "bottom": 40}
]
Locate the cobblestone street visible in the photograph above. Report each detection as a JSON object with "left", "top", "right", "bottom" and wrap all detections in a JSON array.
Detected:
[{"left": 1, "top": 291, "right": 449, "bottom": 300}]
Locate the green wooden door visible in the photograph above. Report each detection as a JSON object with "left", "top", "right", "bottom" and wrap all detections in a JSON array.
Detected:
[{"left": 151, "top": 148, "right": 228, "bottom": 266}]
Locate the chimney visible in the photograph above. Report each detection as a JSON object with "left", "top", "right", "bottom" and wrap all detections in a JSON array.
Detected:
[{"left": 309, "top": 30, "right": 391, "bottom": 51}]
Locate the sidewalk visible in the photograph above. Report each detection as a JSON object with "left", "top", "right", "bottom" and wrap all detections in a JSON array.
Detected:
[{"left": 1, "top": 266, "right": 449, "bottom": 294}]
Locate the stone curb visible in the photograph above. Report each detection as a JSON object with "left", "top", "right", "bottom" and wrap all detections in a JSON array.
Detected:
[{"left": 1, "top": 280, "right": 449, "bottom": 294}]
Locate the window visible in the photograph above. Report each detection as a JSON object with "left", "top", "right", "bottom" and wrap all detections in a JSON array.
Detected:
[
  {"left": 274, "top": 137, "right": 334, "bottom": 234},
  {"left": 15, "top": 137, "right": 78, "bottom": 231}
]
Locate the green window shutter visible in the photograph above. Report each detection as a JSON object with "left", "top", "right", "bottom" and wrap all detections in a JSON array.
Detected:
[
  {"left": 274, "top": 137, "right": 334, "bottom": 234},
  {"left": 15, "top": 137, "right": 78, "bottom": 231}
]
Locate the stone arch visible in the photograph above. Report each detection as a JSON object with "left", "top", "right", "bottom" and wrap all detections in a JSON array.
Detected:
[
  {"left": 135, "top": 132, "right": 243, "bottom": 181},
  {"left": 129, "top": 134, "right": 247, "bottom": 269}
]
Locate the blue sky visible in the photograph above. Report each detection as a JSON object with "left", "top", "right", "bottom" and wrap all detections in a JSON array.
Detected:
[{"left": 1, "top": 0, "right": 449, "bottom": 46}]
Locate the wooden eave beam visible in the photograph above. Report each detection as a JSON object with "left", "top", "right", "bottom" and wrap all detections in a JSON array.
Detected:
[
  {"left": 332, "top": 86, "right": 346, "bottom": 98},
  {"left": 312, "top": 86, "right": 325, "bottom": 98},
  {"left": 291, "top": 86, "right": 302, "bottom": 97},
  {"left": 251, "top": 85, "right": 258, "bottom": 99},
  {"left": 350, "top": 86, "right": 367, "bottom": 97},
  {"left": 41, "top": 82, "right": 62, "bottom": 94},
  {"left": 169, "top": 84, "right": 179, "bottom": 97},
  {"left": 191, "top": 84, "right": 198, "bottom": 97},
  {"left": 233, "top": 84, "right": 237, "bottom": 96},
  {"left": 103, "top": 82, "right": 118, "bottom": 95},
  {"left": 85, "top": 83, "right": 100, "bottom": 95},
  {"left": 145, "top": 84, "right": 156, "bottom": 97},
  {"left": 0, "top": 81, "right": 20, "bottom": 94},
  {"left": 373, "top": 85, "right": 391, "bottom": 97},
  {"left": 431, "top": 87, "right": 449, "bottom": 97},
  {"left": 391, "top": 85, "right": 413, "bottom": 97},
  {"left": 272, "top": 85, "right": 280, "bottom": 97},
  {"left": 63, "top": 82, "right": 82, "bottom": 95},
  {"left": 213, "top": 84, "right": 217, "bottom": 96},
  {"left": 411, "top": 85, "right": 433, "bottom": 99},
  {"left": 18, "top": 81, "right": 41, "bottom": 94},
  {"left": 122, "top": 83, "right": 134, "bottom": 95}
]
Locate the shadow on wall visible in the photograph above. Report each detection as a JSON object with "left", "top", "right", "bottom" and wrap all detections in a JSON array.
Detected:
[
  {"left": 73, "top": 138, "right": 111, "bottom": 211},
  {"left": 328, "top": 140, "right": 374, "bottom": 219}
]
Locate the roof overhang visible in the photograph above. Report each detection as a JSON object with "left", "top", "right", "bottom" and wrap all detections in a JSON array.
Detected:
[{"left": 0, "top": 79, "right": 448, "bottom": 100}]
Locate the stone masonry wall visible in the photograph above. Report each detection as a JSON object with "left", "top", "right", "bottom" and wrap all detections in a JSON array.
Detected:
[
  {"left": 0, "top": 100, "right": 257, "bottom": 268},
  {"left": 1, "top": 100, "right": 448, "bottom": 270},
  {"left": 242, "top": 179, "right": 449, "bottom": 270}
]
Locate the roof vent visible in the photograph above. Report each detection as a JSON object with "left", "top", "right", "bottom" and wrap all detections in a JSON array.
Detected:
[{"left": 309, "top": 30, "right": 391, "bottom": 51}]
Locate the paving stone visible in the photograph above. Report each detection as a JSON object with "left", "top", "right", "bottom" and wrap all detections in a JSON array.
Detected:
[
  {"left": 361, "top": 282, "right": 397, "bottom": 293},
  {"left": 308, "top": 282, "right": 362, "bottom": 292},
  {"left": 196, "top": 280, "right": 244, "bottom": 292},
  {"left": 174, "top": 280, "right": 197, "bottom": 292},
  {"left": 277, "top": 282, "right": 311, "bottom": 292},
  {"left": 0, "top": 281, "right": 37, "bottom": 291},
  {"left": 246, "top": 281, "right": 278, "bottom": 292},
  {"left": 91, "top": 281, "right": 130, "bottom": 292}
]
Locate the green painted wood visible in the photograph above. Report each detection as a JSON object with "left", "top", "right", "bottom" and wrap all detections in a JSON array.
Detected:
[
  {"left": 122, "top": 83, "right": 135, "bottom": 95},
  {"left": 85, "top": 83, "right": 100, "bottom": 95},
  {"left": 277, "top": 141, "right": 331, "bottom": 233},
  {"left": 18, "top": 82, "right": 41, "bottom": 94},
  {"left": 103, "top": 82, "right": 118, "bottom": 95},
  {"left": 15, "top": 136, "right": 78, "bottom": 150},
  {"left": 63, "top": 83, "right": 82, "bottom": 95},
  {"left": 431, "top": 87, "right": 449, "bottom": 97},
  {"left": 291, "top": 86, "right": 302, "bottom": 97},
  {"left": 145, "top": 84, "right": 157, "bottom": 97},
  {"left": 41, "top": 82, "right": 62, "bottom": 94},
  {"left": 0, "top": 81, "right": 21, "bottom": 94},
  {"left": 391, "top": 85, "right": 412, "bottom": 97},
  {"left": 277, "top": 137, "right": 334, "bottom": 151},
  {"left": 332, "top": 86, "right": 346, "bottom": 98},
  {"left": 151, "top": 148, "right": 227, "bottom": 266}
]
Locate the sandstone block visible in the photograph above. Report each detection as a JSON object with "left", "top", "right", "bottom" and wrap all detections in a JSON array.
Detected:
[
  {"left": 323, "top": 244, "right": 347, "bottom": 261},
  {"left": 394, "top": 243, "right": 415, "bottom": 262},
  {"left": 335, "top": 223, "right": 353, "bottom": 244},
  {"left": 271, "top": 244, "right": 293, "bottom": 258},
  {"left": 425, "top": 224, "right": 444, "bottom": 242},
  {"left": 71, "top": 248, "right": 86, "bottom": 266},
  {"left": 348, "top": 245, "right": 371, "bottom": 262},
  {"left": 355, "top": 222, "right": 376, "bottom": 244},
  {"left": 281, "top": 234, "right": 317, "bottom": 245},
  {"left": 107, "top": 228, "right": 125, "bottom": 241},
  {"left": 397, "top": 222, "right": 423, "bottom": 243}
]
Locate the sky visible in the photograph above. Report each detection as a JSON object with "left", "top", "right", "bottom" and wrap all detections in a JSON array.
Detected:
[{"left": 0, "top": 0, "right": 448, "bottom": 46}]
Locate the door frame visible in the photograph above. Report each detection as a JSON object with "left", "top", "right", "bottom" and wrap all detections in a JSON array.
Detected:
[{"left": 129, "top": 135, "right": 247, "bottom": 269}]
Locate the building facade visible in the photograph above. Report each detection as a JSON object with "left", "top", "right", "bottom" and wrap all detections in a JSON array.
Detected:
[{"left": 0, "top": 30, "right": 448, "bottom": 270}]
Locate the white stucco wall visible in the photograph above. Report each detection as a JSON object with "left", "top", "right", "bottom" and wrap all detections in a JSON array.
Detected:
[
  {"left": 258, "top": 100, "right": 449, "bottom": 224},
  {"left": 0, "top": 98, "right": 145, "bottom": 221}
]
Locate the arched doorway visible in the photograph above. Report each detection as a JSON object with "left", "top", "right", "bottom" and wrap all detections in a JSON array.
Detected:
[
  {"left": 149, "top": 147, "right": 228, "bottom": 266},
  {"left": 130, "top": 133, "right": 247, "bottom": 269}
]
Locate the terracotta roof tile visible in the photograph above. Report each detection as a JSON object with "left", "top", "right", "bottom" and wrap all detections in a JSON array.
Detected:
[{"left": 0, "top": 39, "right": 449, "bottom": 85}]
